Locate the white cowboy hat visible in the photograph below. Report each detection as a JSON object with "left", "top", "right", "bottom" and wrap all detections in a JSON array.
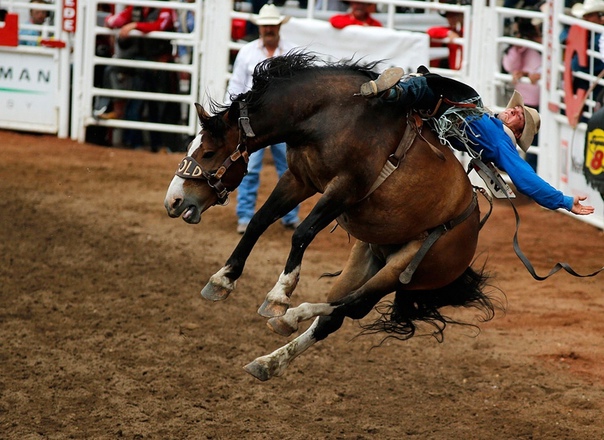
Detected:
[
  {"left": 251, "top": 4, "right": 290, "bottom": 26},
  {"left": 505, "top": 90, "right": 541, "bottom": 152},
  {"left": 571, "top": 0, "right": 604, "bottom": 18}
]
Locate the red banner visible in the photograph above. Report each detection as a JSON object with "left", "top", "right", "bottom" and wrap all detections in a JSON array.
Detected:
[{"left": 62, "top": 0, "right": 77, "bottom": 32}]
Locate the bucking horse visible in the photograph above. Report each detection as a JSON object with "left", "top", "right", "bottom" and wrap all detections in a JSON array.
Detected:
[{"left": 164, "top": 52, "right": 496, "bottom": 381}]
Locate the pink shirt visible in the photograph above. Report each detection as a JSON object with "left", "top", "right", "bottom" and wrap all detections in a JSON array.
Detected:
[{"left": 502, "top": 46, "right": 542, "bottom": 107}]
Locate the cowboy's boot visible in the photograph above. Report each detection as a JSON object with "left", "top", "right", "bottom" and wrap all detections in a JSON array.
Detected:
[{"left": 359, "top": 67, "right": 404, "bottom": 98}]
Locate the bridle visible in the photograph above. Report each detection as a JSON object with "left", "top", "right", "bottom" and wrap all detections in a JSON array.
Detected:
[{"left": 174, "top": 101, "right": 255, "bottom": 206}]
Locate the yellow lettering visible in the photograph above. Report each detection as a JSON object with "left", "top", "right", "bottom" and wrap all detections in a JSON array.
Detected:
[
  {"left": 177, "top": 159, "right": 189, "bottom": 173},
  {"left": 183, "top": 161, "right": 194, "bottom": 176}
]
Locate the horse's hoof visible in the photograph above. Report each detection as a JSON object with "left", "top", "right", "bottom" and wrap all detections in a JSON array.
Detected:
[
  {"left": 201, "top": 282, "right": 232, "bottom": 301},
  {"left": 267, "top": 316, "right": 297, "bottom": 337},
  {"left": 257, "top": 299, "right": 289, "bottom": 318},
  {"left": 243, "top": 360, "right": 272, "bottom": 381}
]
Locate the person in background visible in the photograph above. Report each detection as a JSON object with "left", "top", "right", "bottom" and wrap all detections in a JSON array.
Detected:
[
  {"left": 502, "top": 16, "right": 542, "bottom": 170},
  {"left": 175, "top": 0, "right": 195, "bottom": 64},
  {"left": 19, "top": 0, "right": 49, "bottom": 46},
  {"left": 316, "top": 0, "right": 348, "bottom": 11},
  {"left": 99, "top": 3, "right": 181, "bottom": 152},
  {"left": 562, "top": 0, "right": 604, "bottom": 98},
  {"left": 359, "top": 67, "right": 595, "bottom": 216},
  {"left": 225, "top": 4, "right": 300, "bottom": 234},
  {"left": 226, "top": 4, "right": 301, "bottom": 234},
  {"left": 427, "top": 0, "right": 470, "bottom": 70},
  {"left": 245, "top": 0, "right": 270, "bottom": 40},
  {"left": 329, "top": 1, "right": 382, "bottom": 29}
]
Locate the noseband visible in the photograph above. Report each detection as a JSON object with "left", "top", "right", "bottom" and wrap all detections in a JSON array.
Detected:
[{"left": 174, "top": 101, "right": 255, "bottom": 206}]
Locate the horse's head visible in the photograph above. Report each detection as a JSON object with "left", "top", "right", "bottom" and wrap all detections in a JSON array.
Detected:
[{"left": 164, "top": 103, "right": 251, "bottom": 224}]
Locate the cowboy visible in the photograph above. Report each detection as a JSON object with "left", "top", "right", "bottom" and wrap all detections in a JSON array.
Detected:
[
  {"left": 360, "top": 67, "right": 595, "bottom": 216},
  {"left": 225, "top": 4, "right": 301, "bottom": 233}
]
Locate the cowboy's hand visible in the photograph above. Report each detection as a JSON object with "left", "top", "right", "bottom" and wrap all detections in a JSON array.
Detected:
[{"left": 571, "top": 195, "right": 595, "bottom": 215}]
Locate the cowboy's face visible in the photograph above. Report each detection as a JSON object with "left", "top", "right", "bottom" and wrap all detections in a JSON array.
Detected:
[
  {"left": 498, "top": 105, "right": 525, "bottom": 139},
  {"left": 583, "top": 11, "right": 604, "bottom": 24},
  {"left": 259, "top": 24, "right": 281, "bottom": 46}
]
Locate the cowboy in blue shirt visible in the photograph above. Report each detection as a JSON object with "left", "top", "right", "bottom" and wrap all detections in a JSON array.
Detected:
[{"left": 360, "top": 67, "right": 594, "bottom": 216}]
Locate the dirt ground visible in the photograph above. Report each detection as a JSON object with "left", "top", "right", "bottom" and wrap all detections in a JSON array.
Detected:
[{"left": 1, "top": 129, "right": 603, "bottom": 440}]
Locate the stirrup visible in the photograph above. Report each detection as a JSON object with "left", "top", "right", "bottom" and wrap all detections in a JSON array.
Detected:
[{"left": 359, "top": 67, "right": 404, "bottom": 98}]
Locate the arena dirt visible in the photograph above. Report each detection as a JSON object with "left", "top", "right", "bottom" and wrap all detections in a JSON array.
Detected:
[{"left": 1, "top": 130, "right": 603, "bottom": 439}]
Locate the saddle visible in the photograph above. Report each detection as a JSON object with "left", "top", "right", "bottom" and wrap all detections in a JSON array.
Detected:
[{"left": 408, "top": 66, "right": 483, "bottom": 119}]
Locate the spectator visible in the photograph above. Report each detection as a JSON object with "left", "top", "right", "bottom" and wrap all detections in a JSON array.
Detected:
[
  {"left": 563, "top": 0, "right": 604, "bottom": 116},
  {"left": 19, "top": 0, "right": 49, "bottom": 46},
  {"left": 359, "top": 68, "right": 595, "bottom": 216},
  {"left": 316, "top": 0, "right": 348, "bottom": 11},
  {"left": 245, "top": 0, "right": 270, "bottom": 40},
  {"left": 329, "top": 1, "right": 382, "bottom": 29},
  {"left": 502, "top": 17, "right": 542, "bottom": 170},
  {"left": 427, "top": 0, "right": 470, "bottom": 70},
  {"left": 175, "top": 0, "right": 195, "bottom": 64},
  {"left": 501, "top": 0, "right": 542, "bottom": 33},
  {"left": 98, "top": 4, "right": 181, "bottom": 152},
  {"left": 225, "top": 4, "right": 301, "bottom": 233}
]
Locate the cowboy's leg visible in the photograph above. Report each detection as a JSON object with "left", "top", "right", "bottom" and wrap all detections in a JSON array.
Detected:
[
  {"left": 269, "top": 142, "right": 300, "bottom": 226},
  {"left": 362, "top": 74, "right": 437, "bottom": 108},
  {"left": 236, "top": 149, "right": 265, "bottom": 226}
]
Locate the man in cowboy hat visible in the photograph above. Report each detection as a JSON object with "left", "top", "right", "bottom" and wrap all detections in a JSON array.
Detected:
[
  {"left": 563, "top": 0, "right": 604, "bottom": 101},
  {"left": 359, "top": 67, "right": 595, "bottom": 216},
  {"left": 571, "top": 0, "right": 604, "bottom": 22},
  {"left": 225, "top": 3, "right": 301, "bottom": 233},
  {"left": 329, "top": 1, "right": 382, "bottom": 29}
]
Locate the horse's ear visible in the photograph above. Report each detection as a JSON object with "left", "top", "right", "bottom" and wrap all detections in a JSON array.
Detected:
[
  {"left": 194, "top": 103, "right": 210, "bottom": 121},
  {"left": 417, "top": 65, "right": 431, "bottom": 75}
]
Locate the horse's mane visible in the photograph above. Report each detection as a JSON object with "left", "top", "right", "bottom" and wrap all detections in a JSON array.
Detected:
[
  {"left": 246, "top": 51, "right": 381, "bottom": 110},
  {"left": 201, "top": 51, "right": 383, "bottom": 134}
]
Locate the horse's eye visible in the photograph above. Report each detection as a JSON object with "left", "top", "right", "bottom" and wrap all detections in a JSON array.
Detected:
[{"left": 202, "top": 151, "right": 215, "bottom": 159}]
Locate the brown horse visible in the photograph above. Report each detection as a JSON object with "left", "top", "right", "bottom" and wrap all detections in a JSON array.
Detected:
[{"left": 164, "top": 52, "right": 495, "bottom": 381}]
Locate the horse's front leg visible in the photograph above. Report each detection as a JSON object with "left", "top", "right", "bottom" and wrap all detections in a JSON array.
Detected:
[
  {"left": 256, "top": 187, "right": 352, "bottom": 317},
  {"left": 201, "top": 171, "right": 314, "bottom": 301},
  {"left": 266, "top": 240, "right": 376, "bottom": 335}
]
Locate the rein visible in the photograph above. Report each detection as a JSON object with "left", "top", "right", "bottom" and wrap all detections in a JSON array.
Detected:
[
  {"left": 469, "top": 159, "right": 604, "bottom": 280},
  {"left": 174, "top": 101, "right": 254, "bottom": 206}
]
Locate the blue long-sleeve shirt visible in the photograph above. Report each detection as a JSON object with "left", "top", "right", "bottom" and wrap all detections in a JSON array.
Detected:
[{"left": 451, "top": 114, "right": 573, "bottom": 211}]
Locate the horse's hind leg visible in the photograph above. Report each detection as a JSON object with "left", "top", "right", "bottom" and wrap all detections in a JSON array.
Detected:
[
  {"left": 201, "top": 172, "right": 315, "bottom": 301},
  {"left": 247, "top": 280, "right": 393, "bottom": 381},
  {"left": 266, "top": 240, "right": 422, "bottom": 336},
  {"left": 245, "top": 317, "right": 323, "bottom": 381},
  {"left": 246, "top": 311, "right": 357, "bottom": 381}
]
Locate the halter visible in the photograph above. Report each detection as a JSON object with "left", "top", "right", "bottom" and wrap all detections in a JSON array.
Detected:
[{"left": 174, "top": 101, "right": 255, "bottom": 206}]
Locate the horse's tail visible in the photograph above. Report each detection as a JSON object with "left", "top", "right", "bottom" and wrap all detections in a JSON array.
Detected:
[{"left": 360, "top": 265, "right": 500, "bottom": 343}]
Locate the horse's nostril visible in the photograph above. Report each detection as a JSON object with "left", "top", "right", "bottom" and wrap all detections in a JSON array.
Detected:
[{"left": 172, "top": 197, "right": 183, "bottom": 210}]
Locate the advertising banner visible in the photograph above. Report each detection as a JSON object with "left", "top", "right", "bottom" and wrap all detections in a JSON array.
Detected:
[{"left": 0, "top": 51, "right": 57, "bottom": 129}]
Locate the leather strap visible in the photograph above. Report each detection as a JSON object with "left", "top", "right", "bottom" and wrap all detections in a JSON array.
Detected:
[
  {"left": 399, "top": 191, "right": 478, "bottom": 284},
  {"left": 472, "top": 158, "right": 604, "bottom": 280},
  {"left": 361, "top": 115, "right": 418, "bottom": 200}
]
